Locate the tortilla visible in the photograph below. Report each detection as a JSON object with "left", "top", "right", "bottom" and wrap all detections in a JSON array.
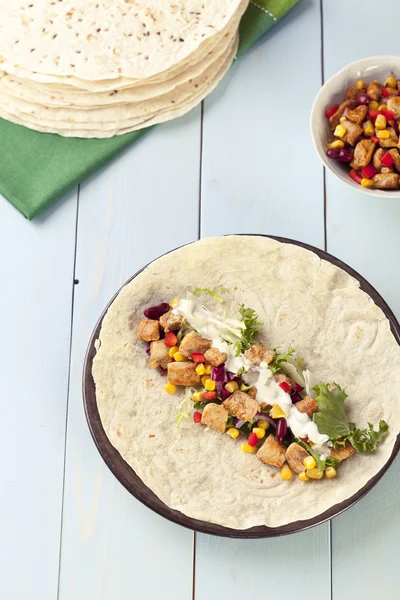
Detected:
[
  {"left": 0, "top": 0, "right": 244, "bottom": 81},
  {"left": 92, "top": 236, "right": 400, "bottom": 529},
  {"left": 0, "top": 34, "right": 237, "bottom": 137}
]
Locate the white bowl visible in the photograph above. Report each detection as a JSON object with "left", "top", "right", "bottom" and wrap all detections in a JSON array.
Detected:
[{"left": 310, "top": 55, "right": 400, "bottom": 198}]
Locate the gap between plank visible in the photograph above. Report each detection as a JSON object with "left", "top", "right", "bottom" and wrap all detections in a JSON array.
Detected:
[
  {"left": 320, "top": 0, "right": 327, "bottom": 253},
  {"left": 55, "top": 185, "right": 80, "bottom": 600}
]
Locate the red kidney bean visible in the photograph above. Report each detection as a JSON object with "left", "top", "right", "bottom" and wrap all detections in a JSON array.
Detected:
[
  {"left": 144, "top": 302, "right": 170, "bottom": 320},
  {"left": 276, "top": 418, "right": 288, "bottom": 444}
]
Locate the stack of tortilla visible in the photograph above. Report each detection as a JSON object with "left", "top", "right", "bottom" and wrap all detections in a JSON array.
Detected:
[{"left": 0, "top": 0, "right": 248, "bottom": 138}]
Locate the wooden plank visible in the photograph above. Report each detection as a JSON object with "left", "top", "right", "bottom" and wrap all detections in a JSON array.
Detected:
[
  {"left": 323, "top": 1, "right": 400, "bottom": 597},
  {"left": 58, "top": 112, "right": 201, "bottom": 600},
  {"left": 200, "top": 0, "right": 324, "bottom": 247},
  {"left": 0, "top": 193, "right": 77, "bottom": 600},
  {"left": 195, "top": 2, "right": 331, "bottom": 598}
]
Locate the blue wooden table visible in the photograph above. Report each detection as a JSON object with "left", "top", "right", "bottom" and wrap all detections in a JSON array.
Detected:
[{"left": 1, "top": 1, "right": 399, "bottom": 598}]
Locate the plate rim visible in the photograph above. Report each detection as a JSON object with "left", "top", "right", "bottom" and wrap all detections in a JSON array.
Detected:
[{"left": 83, "top": 234, "right": 400, "bottom": 538}]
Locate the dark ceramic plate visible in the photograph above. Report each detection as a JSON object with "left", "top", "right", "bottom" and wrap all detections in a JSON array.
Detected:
[{"left": 83, "top": 235, "right": 400, "bottom": 538}]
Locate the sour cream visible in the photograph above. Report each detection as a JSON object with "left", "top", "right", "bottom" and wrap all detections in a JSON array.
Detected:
[{"left": 174, "top": 293, "right": 328, "bottom": 447}]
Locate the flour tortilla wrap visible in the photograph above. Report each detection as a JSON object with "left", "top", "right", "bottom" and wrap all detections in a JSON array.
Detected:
[
  {"left": 0, "top": 0, "right": 245, "bottom": 81},
  {"left": 92, "top": 236, "right": 400, "bottom": 529}
]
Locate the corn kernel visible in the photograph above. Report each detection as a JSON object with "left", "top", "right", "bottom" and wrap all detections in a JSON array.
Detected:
[
  {"left": 375, "top": 114, "right": 387, "bottom": 130},
  {"left": 252, "top": 427, "right": 265, "bottom": 440},
  {"left": 201, "top": 374, "right": 210, "bottom": 386},
  {"left": 168, "top": 345, "right": 179, "bottom": 357},
  {"left": 356, "top": 79, "right": 366, "bottom": 89},
  {"left": 225, "top": 380, "right": 239, "bottom": 393},
  {"left": 192, "top": 391, "right": 203, "bottom": 402},
  {"left": 257, "top": 419, "right": 270, "bottom": 430},
  {"left": 385, "top": 76, "right": 397, "bottom": 88},
  {"left": 298, "top": 471, "right": 309, "bottom": 482},
  {"left": 325, "top": 467, "right": 337, "bottom": 479},
  {"left": 361, "top": 178, "right": 374, "bottom": 188},
  {"left": 173, "top": 352, "right": 186, "bottom": 362},
  {"left": 369, "top": 100, "right": 379, "bottom": 110},
  {"left": 363, "top": 120, "right": 375, "bottom": 136},
  {"left": 303, "top": 456, "right": 316, "bottom": 470},
  {"left": 378, "top": 129, "right": 390, "bottom": 139},
  {"left": 280, "top": 464, "right": 293, "bottom": 481},
  {"left": 261, "top": 402, "right": 270, "bottom": 411},
  {"left": 327, "top": 140, "right": 345, "bottom": 149},
  {"left": 306, "top": 468, "right": 324, "bottom": 480},
  {"left": 378, "top": 104, "right": 387, "bottom": 112},
  {"left": 226, "top": 427, "right": 239, "bottom": 439},
  {"left": 270, "top": 404, "right": 286, "bottom": 419},
  {"left": 165, "top": 383, "right": 177, "bottom": 394},
  {"left": 205, "top": 379, "right": 216, "bottom": 391},
  {"left": 334, "top": 124, "right": 346, "bottom": 138},
  {"left": 204, "top": 364, "right": 212, "bottom": 375},
  {"left": 195, "top": 363, "right": 205, "bottom": 376},
  {"left": 170, "top": 298, "right": 179, "bottom": 308},
  {"left": 339, "top": 116, "right": 347, "bottom": 123},
  {"left": 241, "top": 442, "right": 257, "bottom": 454}
]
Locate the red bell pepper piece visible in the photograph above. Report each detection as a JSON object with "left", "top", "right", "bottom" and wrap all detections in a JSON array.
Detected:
[
  {"left": 381, "top": 87, "right": 391, "bottom": 98},
  {"left": 325, "top": 104, "right": 339, "bottom": 119},
  {"left": 164, "top": 331, "right": 178, "bottom": 347},
  {"left": 361, "top": 163, "right": 378, "bottom": 179},
  {"left": 202, "top": 391, "right": 216, "bottom": 400},
  {"left": 279, "top": 381, "right": 291, "bottom": 393},
  {"left": 380, "top": 151, "right": 395, "bottom": 168},
  {"left": 247, "top": 433, "right": 259, "bottom": 447},
  {"left": 191, "top": 352, "right": 205, "bottom": 363},
  {"left": 368, "top": 110, "right": 380, "bottom": 120},
  {"left": 381, "top": 109, "right": 395, "bottom": 120},
  {"left": 371, "top": 135, "right": 380, "bottom": 144},
  {"left": 193, "top": 412, "right": 202, "bottom": 423},
  {"left": 349, "top": 169, "right": 363, "bottom": 185}
]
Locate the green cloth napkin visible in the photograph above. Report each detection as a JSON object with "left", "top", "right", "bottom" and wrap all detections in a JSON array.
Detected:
[{"left": 0, "top": 0, "right": 298, "bottom": 219}]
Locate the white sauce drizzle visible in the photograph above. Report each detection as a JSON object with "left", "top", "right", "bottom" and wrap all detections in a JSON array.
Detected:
[{"left": 174, "top": 294, "right": 329, "bottom": 447}]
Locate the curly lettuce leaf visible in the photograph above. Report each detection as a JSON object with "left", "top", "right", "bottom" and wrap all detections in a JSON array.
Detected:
[
  {"left": 313, "top": 383, "right": 389, "bottom": 454},
  {"left": 269, "top": 346, "right": 296, "bottom": 374},
  {"left": 176, "top": 388, "right": 193, "bottom": 428},
  {"left": 192, "top": 287, "right": 228, "bottom": 303}
]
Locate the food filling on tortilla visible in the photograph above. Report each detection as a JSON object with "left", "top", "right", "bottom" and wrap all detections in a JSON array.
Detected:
[{"left": 136, "top": 288, "right": 389, "bottom": 482}]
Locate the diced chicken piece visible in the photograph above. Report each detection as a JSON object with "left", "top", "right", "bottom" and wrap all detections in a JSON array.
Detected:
[
  {"left": 330, "top": 440, "right": 355, "bottom": 461},
  {"left": 373, "top": 173, "right": 400, "bottom": 189},
  {"left": 285, "top": 443, "right": 310, "bottom": 474},
  {"left": 387, "top": 96, "right": 400, "bottom": 119},
  {"left": 159, "top": 310, "right": 182, "bottom": 333},
  {"left": 136, "top": 319, "right": 160, "bottom": 341},
  {"left": 343, "top": 104, "right": 368, "bottom": 125},
  {"left": 247, "top": 386, "right": 257, "bottom": 399},
  {"left": 385, "top": 87, "right": 397, "bottom": 96},
  {"left": 342, "top": 120, "right": 363, "bottom": 147},
  {"left": 179, "top": 330, "right": 212, "bottom": 357},
  {"left": 295, "top": 396, "right": 318, "bottom": 418},
  {"left": 397, "top": 80, "right": 400, "bottom": 91},
  {"left": 388, "top": 148, "right": 400, "bottom": 172},
  {"left": 244, "top": 343, "right": 276, "bottom": 366},
  {"left": 367, "top": 80, "right": 382, "bottom": 101},
  {"left": 274, "top": 373, "right": 296, "bottom": 387},
  {"left": 201, "top": 403, "right": 228, "bottom": 433},
  {"left": 378, "top": 127, "right": 399, "bottom": 148},
  {"left": 329, "top": 100, "right": 354, "bottom": 130},
  {"left": 373, "top": 148, "right": 385, "bottom": 171},
  {"left": 257, "top": 434, "right": 286, "bottom": 468},
  {"left": 346, "top": 87, "right": 359, "bottom": 102},
  {"left": 149, "top": 340, "right": 173, "bottom": 369},
  {"left": 204, "top": 348, "right": 227, "bottom": 367},
  {"left": 167, "top": 361, "right": 200, "bottom": 386},
  {"left": 222, "top": 390, "right": 259, "bottom": 422},
  {"left": 350, "top": 139, "right": 375, "bottom": 169}
]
